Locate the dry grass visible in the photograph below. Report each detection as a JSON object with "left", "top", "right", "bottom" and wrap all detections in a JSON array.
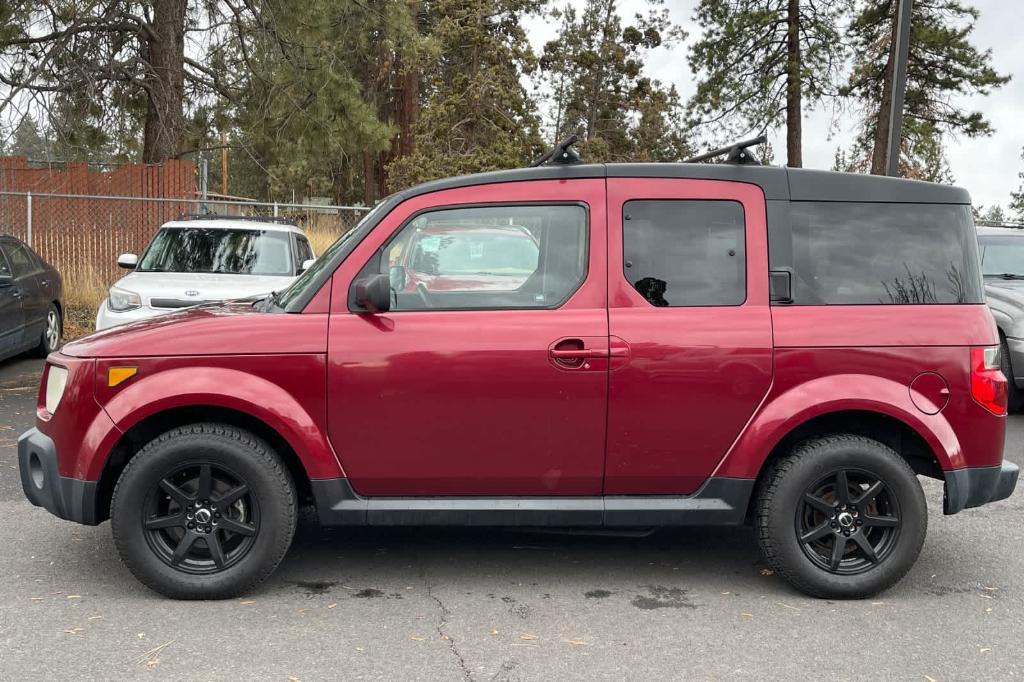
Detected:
[{"left": 60, "top": 223, "right": 348, "bottom": 341}]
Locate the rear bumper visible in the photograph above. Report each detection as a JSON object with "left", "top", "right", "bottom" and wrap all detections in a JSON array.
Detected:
[
  {"left": 18, "top": 428, "right": 100, "bottom": 525},
  {"left": 944, "top": 461, "right": 1019, "bottom": 515}
]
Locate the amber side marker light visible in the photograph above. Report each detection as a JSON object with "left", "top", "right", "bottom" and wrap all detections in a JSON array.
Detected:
[{"left": 107, "top": 366, "right": 138, "bottom": 387}]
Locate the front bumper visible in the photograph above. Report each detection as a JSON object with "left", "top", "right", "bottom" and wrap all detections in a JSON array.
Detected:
[
  {"left": 18, "top": 428, "right": 101, "bottom": 525},
  {"left": 944, "top": 461, "right": 1019, "bottom": 515}
]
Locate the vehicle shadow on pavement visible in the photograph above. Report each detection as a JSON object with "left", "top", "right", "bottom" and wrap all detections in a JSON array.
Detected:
[{"left": 268, "top": 521, "right": 771, "bottom": 599}]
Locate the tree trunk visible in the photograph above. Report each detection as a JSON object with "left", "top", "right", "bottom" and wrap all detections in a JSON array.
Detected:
[
  {"left": 871, "top": 0, "right": 899, "bottom": 175},
  {"left": 398, "top": 0, "right": 419, "bottom": 159},
  {"left": 785, "top": 0, "right": 802, "bottom": 167},
  {"left": 362, "top": 149, "right": 376, "bottom": 205},
  {"left": 141, "top": 0, "right": 186, "bottom": 163}
]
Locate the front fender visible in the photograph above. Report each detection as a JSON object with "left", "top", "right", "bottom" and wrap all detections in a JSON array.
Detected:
[
  {"left": 91, "top": 359, "right": 341, "bottom": 481},
  {"left": 713, "top": 373, "right": 963, "bottom": 480}
]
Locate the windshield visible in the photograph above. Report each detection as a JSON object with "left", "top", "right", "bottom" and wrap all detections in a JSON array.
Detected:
[
  {"left": 979, "top": 235, "right": 1024, "bottom": 277},
  {"left": 138, "top": 227, "right": 294, "bottom": 275},
  {"left": 410, "top": 231, "right": 539, "bottom": 276}
]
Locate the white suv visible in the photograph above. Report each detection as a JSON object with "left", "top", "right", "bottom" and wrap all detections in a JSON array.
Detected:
[{"left": 96, "top": 216, "right": 315, "bottom": 330}]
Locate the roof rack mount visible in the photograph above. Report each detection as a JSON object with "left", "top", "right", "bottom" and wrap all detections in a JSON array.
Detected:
[
  {"left": 531, "top": 134, "right": 581, "bottom": 167},
  {"left": 684, "top": 135, "right": 767, "bottom": 165}
]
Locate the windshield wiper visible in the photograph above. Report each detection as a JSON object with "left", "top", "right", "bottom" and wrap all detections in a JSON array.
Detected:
[{"left": 994, "top": 273, "right": 1024, "bottom": 280}]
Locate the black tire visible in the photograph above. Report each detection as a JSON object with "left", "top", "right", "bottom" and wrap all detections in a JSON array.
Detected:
[
  {"left": 111, "top": 423, "right": 297, "bottom": 599},
  {"left": 1000, "top": 338, "right": 1022, "bottom": 413},
  {"left": 32, "top": 303, "right": 61, "bottom": 357},
  {"left": 755, "top": 435, "right": 927, "bottom": 599}
]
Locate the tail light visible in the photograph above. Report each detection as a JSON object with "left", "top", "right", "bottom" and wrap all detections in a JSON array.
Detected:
[{"left": 971, "top": 346, "right": 1007, "bottom": 416}]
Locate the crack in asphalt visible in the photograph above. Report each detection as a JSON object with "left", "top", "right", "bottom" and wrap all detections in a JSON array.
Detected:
[{"left": 427, "top": 584, "right": 472, "bottom": 681}]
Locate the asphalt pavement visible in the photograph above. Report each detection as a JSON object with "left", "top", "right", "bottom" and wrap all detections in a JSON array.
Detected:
[{"left": 0, "top": 356, "right": 1021, "bottom": 680}]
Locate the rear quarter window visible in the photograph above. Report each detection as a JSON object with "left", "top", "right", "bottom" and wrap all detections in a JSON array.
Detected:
[{"left": 776, "top": 202, "right": 983, "bottom": 305}]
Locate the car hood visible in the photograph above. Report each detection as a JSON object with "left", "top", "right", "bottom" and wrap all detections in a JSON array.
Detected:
[
  {"left": 985, "top": 279, "right": 1024, "bottom": 305},
  {"left": 113, "top": 271, "right": 295, "bottom": 306},
  {"left": 62, "top": 301, "right": 328, "bottom": 358}
]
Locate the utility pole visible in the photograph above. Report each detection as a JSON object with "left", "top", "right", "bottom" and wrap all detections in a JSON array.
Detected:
[
  {"left": 885, "top": 0, "right": 913, "bottom": 177},
  {"left": 220, "top": 130, "right": 228, "bottom": 196}
]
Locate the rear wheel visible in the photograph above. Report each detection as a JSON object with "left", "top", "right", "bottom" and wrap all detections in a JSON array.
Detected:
[
  {"left": 32, "top": 303, "right": 61, "bottom": 356},
  {"left": 756, "top": 435, "right": 927, "bottom": 599},
  {"left": 1000, "top": 338, "right": 1022, "bottom": 413},
  {"left": 111, "top": 423, "right": 297, "bottom": 599}
]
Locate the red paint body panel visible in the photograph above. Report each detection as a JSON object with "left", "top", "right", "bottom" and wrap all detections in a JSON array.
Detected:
[
  {"left": 604, "top": 179, "right": 773, "bottom": 494},
  {"left": 62, "top": 303, "right": 329, "bottom": 358},
  {"left": 327, "top": 179, "right": 608, "bottom": 495},
  {"left": 90, "top": 354, "right": 339, "bottom": 480},
  {"left": 715, "top": 345, "right": 1006, "bottom": 478},
  {"left": 771, "top": 304, "right": 998, "bottom": 348}
]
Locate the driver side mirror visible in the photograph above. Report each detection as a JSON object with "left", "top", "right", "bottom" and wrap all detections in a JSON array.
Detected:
[
  {"left": 299, "top": 258, "right": 316, "bottom": 274},
  {"left": 117, "top": 253, "right": 138, "bottom": 270},
  {"left": 353, "top": 273, "right": 391, "bottom": 313}
]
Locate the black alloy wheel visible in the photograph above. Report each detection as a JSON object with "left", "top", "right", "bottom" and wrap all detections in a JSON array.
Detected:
[
  {"left": 143, "top": 462, "right": 259, "bottom": 574},
  {"left": 796, "top": 468, "right": 901, "bottom": 574}
]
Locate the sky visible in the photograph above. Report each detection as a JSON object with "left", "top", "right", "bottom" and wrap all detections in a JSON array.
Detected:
[{"left": 524, "top": 0, "right": 1023, "bottom": 211}]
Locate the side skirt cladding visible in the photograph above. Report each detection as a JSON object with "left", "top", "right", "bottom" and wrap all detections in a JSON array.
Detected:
[{"left": 310, "top": 477, "right": 756, "bottom": 527}]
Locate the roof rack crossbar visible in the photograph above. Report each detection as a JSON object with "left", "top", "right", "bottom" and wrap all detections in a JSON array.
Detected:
[
  {"left": 174, "top": 213, "right": 298, "bottom": 226},
  {"left": 684, "top": 135, "right": 767, "bottom": 165}
]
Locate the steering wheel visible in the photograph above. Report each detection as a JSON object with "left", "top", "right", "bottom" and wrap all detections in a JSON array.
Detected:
[{"left": 415, "top": 282, "right": 435, "bottom": 309}]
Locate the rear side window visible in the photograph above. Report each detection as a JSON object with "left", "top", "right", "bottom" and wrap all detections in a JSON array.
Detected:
[
  {"left": 779, "top": 202, "right": 983, "bottom": 305},
  {"left": 623, "top": 200, "right": 746, "bottom": 307},
  {"left": 4, "top": 241, "right": 38, "bottom": 277}
]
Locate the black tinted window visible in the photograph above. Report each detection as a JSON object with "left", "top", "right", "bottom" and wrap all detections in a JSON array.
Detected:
[
  {"left": 781, "top": 202, "right": 983, "bottom": 305},
  {"left": 623, "top": 200, "right": 746, "bottom": 307},
  {"left": 5, "top": 242, "right": 37, "bottom": 277},
  {"left": 0, "top": 248, "right": 11, "bottom": 277}
]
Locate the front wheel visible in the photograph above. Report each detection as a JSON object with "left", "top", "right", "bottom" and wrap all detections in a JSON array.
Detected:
[
  {"left": 111, "top": 423, "right": 297, "bottom": 599},
  {"left": 755, "top": 435, "right": 927, "bottom": 599}
]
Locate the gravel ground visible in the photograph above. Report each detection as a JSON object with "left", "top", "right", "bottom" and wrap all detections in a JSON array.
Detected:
[{"left": 0, "top": 355, "right": 1021, "bottom": 681}]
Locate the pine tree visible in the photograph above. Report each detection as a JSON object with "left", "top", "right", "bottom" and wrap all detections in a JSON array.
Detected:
[
  {"left": 539, "top": 0, "right": 688, "bottom": 162},
  {"left": 1011, "top": 148, "right": 1024, "bottom": 222},
  {"left": 687, "top": 0, "right": 849, "bottom": 167},
  {"left": 843, "top": 0, "right": 1010, "bottom": 175},
  {"left": 385, "top": 0, "right": 545, "bottom": 191},
  {"left": 7, "top": 115, "right": 50, "bottom": 159}
]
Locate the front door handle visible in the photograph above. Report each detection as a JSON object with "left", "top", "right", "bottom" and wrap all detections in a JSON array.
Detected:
[{"left": 549, "top": 348, "right": 608, "bottom": 359}]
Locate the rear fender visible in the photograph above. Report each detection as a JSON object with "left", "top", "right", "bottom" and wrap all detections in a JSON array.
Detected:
[{"left": 713, "top": 373, "right": 962, "bottom": 479}]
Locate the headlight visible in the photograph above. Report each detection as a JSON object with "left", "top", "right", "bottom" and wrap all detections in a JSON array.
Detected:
[
  {"left": 45, "top": 365, "right": 68, "bottom": 414},
  {"left": 108, "top": 286, "right": 142, "bottom": 311}
]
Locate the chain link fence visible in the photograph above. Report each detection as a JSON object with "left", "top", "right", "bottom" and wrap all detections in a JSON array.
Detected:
[
  {"left": 1, "top": 191, "right": 369, "bottom": 281},
  {"left": 0, "top": 190, "right": 370, "bottom": 333}
]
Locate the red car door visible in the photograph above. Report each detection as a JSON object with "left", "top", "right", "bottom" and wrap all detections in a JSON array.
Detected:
[
  {"left": 327, "top": 179, "right": 608, "bottom": 496},
  {"left": 604, "top": 178, "right": 773, "bottom": 495}
]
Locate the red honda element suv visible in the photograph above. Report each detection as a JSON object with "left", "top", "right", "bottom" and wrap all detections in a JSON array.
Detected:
[{"left": 18, "top": 141, "right": 1018, "bottom": 600}]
